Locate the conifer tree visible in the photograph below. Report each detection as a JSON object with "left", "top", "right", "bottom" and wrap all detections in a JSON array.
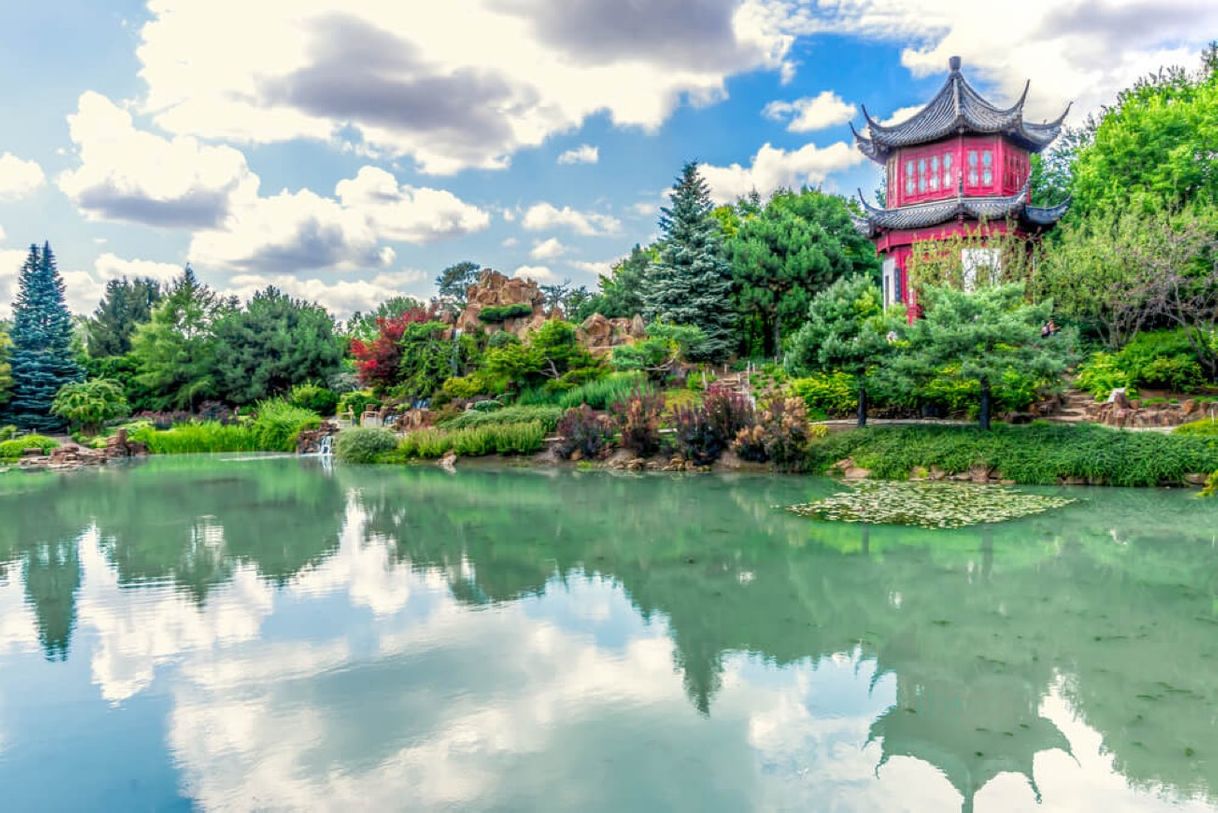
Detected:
[
  {"left": 3, "top": 243, "right": 82, "bottom": 431},
  {"left": 85, "top": 277, "right": 163, "bottom": 357},
  {"left": 645, "top": 162, "right": 736, "bottom": 361}
]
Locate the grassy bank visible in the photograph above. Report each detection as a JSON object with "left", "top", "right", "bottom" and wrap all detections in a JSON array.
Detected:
[{"left": 807, "top": 423, "right": 1218, "bottom": 487}]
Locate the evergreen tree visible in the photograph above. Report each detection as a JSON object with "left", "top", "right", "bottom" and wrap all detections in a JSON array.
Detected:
[
  {"left": 645, "top": 162, "right": 736, "bottom": 361},
  {"left": 3, "top": 243, "right": 82, "bottom": 431},
  {"left": 435, "top": 260, "right": 481, "bottom": 306},
  {"left": 212, "top": 286, "right": 344, "bottom": 405},
  {"left": 85, "top": 277, "right": 163, "bottom": 357},
  {"left": 0, "top": 323, "right": 12, "bottom": 409}
]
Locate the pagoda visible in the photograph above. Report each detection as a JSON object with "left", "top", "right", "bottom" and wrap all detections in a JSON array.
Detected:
[{"left": 852, "top": 56, "right": 1071, "bottom": 314}]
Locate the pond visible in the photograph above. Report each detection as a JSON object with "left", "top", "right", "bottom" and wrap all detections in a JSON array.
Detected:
[{"left": 0, "top": 457, "right": 1216, "bottom": 811}]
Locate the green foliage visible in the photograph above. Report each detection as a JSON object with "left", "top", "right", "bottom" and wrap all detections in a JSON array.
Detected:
[
  {"left": 0, "top": 433, "right": 60, "bottom": 460},
  {"left": 557, "top": 372, "right": 649, "bottom": 410},
  {"left": 439, "top": 404, "right": 564, "bottom": 433},
  {"left": 3, "top": 243, "right": 83, "bottom": 431},
  {"left": 439, "top": 373, "right": 502, "bottom": 402},
  {"left": 555, "top": 405, "right": 614, "bottom": 460},
  {"left": 732, "top": 396, "right": 812, "bottom": 468},
  {"left": 482, "top": 320, "right": 596, "bottom": 392},
  {"left": 129, "top": 422, "right": 260, "bottom": 454},
  {"left": 337, "top": 390, "right": 380, "bottom": 419},
  {"left": 399, "top": 322, "right": 479, "bottom": 403},
  {"left": 645, "top": 162, "right": 736, "bottom": 361},
  {"left": 435, "top": 261, "right": 481, "bottom": 306},
  {"left": 610, "top": 389, "right": 665, "bottom": 456},
  {"left": 1071, "top": 50, "right": 1218, "bottom": 216},
  {"left": 334, "top": 427, "right": 399, "bottom": 464},
  {"left": 1076, "top": 352, "right": 1135, "bottom": 399},
  {"left": 0, "top": 424, "right": 15, "bottom": 441},
  {"left": 50, "top": 379, "right": 129, "bottom": 434},
  {"left": 807, "top": 424, "right": 1218, "bottom": 487},
  {"left": 0, "top": 325, "right": 11, "bottom": 408},
  {"left": 85, "top": 277, "right": 162, "bottom": 357},
  {"left": 577, "top": 244, "right": 655, "bottom": 319},
  {"left": 344, "top": 296, "right": 424, "bottom": 343},
  {"left": 288, "top": 383, "right": 339, "bottom": 417},
  {"left": 1174, "top": 419, "right": 1218, "bottom": 437},
  {"left": 1201, "top": 470, "right": 1218, "bottom": 497},
  {"left": 727, "top": 188, "right": 880, "bottom": 356},
  {"left": 611, "top": 322, "right": 706, "bottom": 381},
  {"left": 886, "top": 285, "right": 1074, "bottom": 428},
  {"left": 251, "top": 399, "right": 321, "bottom": 452},
  {"left": 790, "top": 373, "right": 857, "bottom": 417},
  {"left": 390, "top": 422, "right": 544, "bottom": 460},
  {"left": 478, "top": 303, "right": 534, "bottom": 323},
  {"left": 212, "top": 286, "right": 343, "bottom": 405},
  {"left": 129, "top": 266, "right": 229, "bottom": 410}
]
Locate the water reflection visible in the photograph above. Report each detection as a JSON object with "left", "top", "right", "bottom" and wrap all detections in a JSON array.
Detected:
[{"left": 0, "top": 458, "right": 1216, "bottom": 811}]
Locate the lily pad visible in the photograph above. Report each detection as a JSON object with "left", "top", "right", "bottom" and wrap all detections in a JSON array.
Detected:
[{"left": 787, "top": 480, "right": 1075, "bottom": 529}]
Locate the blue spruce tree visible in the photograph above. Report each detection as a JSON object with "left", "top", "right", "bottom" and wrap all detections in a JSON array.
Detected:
[
  {"left": 3, "top": 243, "right": 82, "bottom": 431},
  {"left": 645, "top": 162, "right": 736, "bottom": 361}
]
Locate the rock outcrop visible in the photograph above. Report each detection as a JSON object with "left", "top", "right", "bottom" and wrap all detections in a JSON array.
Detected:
[
  {"left": 1085, "top": 394, "right": 1215, "bottom": 429},
  {"left": 577, "top": 313, "right": 646, "bottom": 356},
  {"left": 456, "top": 269, "right": 546, "bottom": 337}
]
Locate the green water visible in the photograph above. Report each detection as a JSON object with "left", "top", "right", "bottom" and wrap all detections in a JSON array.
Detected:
[{"left": 0, "top": 457, "right": 1216, "bottom": 811}]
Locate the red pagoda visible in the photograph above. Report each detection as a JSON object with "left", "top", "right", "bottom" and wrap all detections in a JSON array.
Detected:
[{"left": 852, "top": 56, "right": 1071, "bottom": 315}]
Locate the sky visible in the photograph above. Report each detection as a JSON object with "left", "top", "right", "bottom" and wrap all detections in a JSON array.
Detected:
[{"left": 0, "top": 0, "right": 1215, "bottom": 318}]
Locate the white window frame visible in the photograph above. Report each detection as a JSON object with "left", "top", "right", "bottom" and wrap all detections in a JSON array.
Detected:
[
  {"left": 961, "top": 248, "right": 1000, "bottom": 292},
  {"left": 882, "top": 258, "right": 899, "bottom": 308}
]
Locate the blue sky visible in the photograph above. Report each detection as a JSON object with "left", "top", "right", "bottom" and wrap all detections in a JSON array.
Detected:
[{"left": 0, "top": 0, "right": 1214, "bottom": 317}]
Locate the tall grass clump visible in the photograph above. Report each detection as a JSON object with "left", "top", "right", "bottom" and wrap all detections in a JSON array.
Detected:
[
  {"left": 558, "top": 372, "right": 651, "bottom": 410},
  {"left": 0, "top": 434, "right": 60, "bottom": 461},
  {"left": 439, "top": 404, "right": 563, "bottom": 432},
  {"left": 807, "top": 423, "right": 1218, "bottom": 487},
  {"left": 390, "top": 422, "right": 544, "bottom": 460},
  {"left": 130, "top": 422, "right": 260, "bottom": 454},
  {"left": 252, "top": 398, "right": 321, "bottom": 452}
]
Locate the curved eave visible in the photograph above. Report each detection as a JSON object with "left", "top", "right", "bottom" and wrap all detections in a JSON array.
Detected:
[
  {"left": 1023, "top": 197, "right": 1071, "bottom": 227},
  {"left": 858, "top": 184, "right": 1059, "bottom": 233}
]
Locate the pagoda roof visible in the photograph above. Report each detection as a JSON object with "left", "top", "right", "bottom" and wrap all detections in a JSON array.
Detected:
[
  {"left": 853, "top": 56, "right": 1070, "bottom": 163},
  {"left": 852, "top": 182, "right": 1070, "bottom": 235}
]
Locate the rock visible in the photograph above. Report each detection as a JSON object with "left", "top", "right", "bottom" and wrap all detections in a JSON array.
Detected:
[
  {"left": 455, "top": 269, "right": 545, "bottom": 336},
  {"left": 843, "top": 466, "right": 871, "bottom": 480},
  {"left": 20, "top": 447, "right": 43, "bottom": 457},
  {"left": 577, "top": 312, "right": 645, "bottom": 355},
  {"left": 928, "top": 466, "right": 947, "bottom": 481},
  {"left": 438, "top": 452, "right": 457, "bottom": 472},
  {"left": 999, "top": 479, "right": 1016, "bottom": 486},
  {"left": 969, "top": 464, "right": 993, "bottom": 484},
  {"left": 1184, "top": 472, "right": 1208, "bottom": 486},
  {"left": 296, "top": 421, "right": 340, "bottom": 454},
  {"left": 1058, "top": 475, "right": 1088, "bottom": 486},
  {"left": 1107, "top": 388, "right": 1133, "bottom": 409}
]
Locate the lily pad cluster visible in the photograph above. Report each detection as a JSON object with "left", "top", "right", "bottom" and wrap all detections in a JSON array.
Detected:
[{"left": 788, "top": 480, "right": 1076, "bottom": 529}]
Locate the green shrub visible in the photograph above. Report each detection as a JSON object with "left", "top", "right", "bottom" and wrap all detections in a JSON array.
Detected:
[
  {"left": 790, "top": 373, "right": 857, "bottom": 417},
  {"left": 289, "top": 383, "right": 340, "bottom": 416},
  {"left": 555, "top": 406, "right": 614, "bottom": 460},
  {"left": 1076, "top": 352, "right": 1133, "bottom": 400},
  {"left": 1175, "top": 418, "right": 1218, "bottom": 437},
  {"left": 128, "top": 422, "right": 261, "bottom": 454},
  {"left": 478, "top": 303, "right": 534, "bottom": 323},
  {"left": 557, "top": 372, "right": 651, "bottom": 410},
  {"left": 251, "top": 399, "right": 322, "bottom": 452},
  {"left": 807, "top": 423, "right": 1218, "bottom": 487},
  {"left": 51, "top": 379, "right": 130, "bottom": 434},
  {"left": 439, "top": 404, "right": 564, "bottom": 432},
  {"left": 1202, "top": 471, "right": 1217, "bottom": 497},
  {"left": 337, "top": 389, "right": 381, "bottom": 418},
  {"left": 1138, "top": 355, "right": 1205, "bottom": 392},
  {"left": 389, "top": 422, "right": 544, "bottom": 460},
  {"left": 0, "top": 434, "right": 60, "bottom": 461},
  {"left": 0, "top": 425, "right": 16, "bottom": 442},
  {"left": 335, "top": 427, "right": 399, "bottom": 463}
]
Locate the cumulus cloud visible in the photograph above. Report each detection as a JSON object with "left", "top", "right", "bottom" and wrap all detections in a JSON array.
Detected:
[
  {"left": 58, "top": 92, "right": 258, "bottom": 227},
  {"left": 134, "top": 1, "right": 797, "bottom": 174},
  {"left": 94, "top": 252, "right": 184, "bottom": 283},
  {"left": 529, "top": 237, "right": 566, "bottom": 260},
  {"left": 190, "top": 166, "right": 488, "bottom": 274},
  {"left": 701, "top": 141, "right": 864, "bottom": 203},
  {"left": 223, "top": 269, "right": 427, "bottom": 317},
  {"left": 512, "top": 264, "right": 556, "bottom": 282},
  {"left": 0, "top": 153, "right": 46, "bottom": 201},
  {"left": 784, "top": 1, "right": 1218, "bottom": 121},
  {"left": 762, "top": 90, "right": 854, "bottom": 132},
  {"left": 557, "top": 144, "right": 599, "bottom": 165},
  {"left": 521, "top": 202, "right": 621, "bottom": 236},
  {"left": 568, "top": 258, "right": 616, "bottom": 278}
]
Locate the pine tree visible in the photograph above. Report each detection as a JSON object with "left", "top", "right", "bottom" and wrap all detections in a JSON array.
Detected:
[
  {"left": 645, "top": 162, "right": 736, "bottom": 361},
  {"left": 85, "top": 277, "right": 163, "bottom": 357},
  {"left": 3, "top": 243, "right": 82, "bottom": 431}
]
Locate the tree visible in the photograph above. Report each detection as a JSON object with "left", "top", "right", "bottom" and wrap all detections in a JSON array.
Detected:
[
  {"left": 785, "top": 275, "right": 904, "bottom": 427},
  {"left": 891, "top": 285, "right": 1073, "bottom": 429},
  {"left": 51, "top": 379, "right": 129, "bottom": 435},
  {"left": 129, "top": 265, "right": 231, "bottom": 410},
  {"left": 2, "top": 243, "right": 82, "bottom": 431},
  {"left": 483, "top": 320, "right": 597, "bottom": 391},
  {"left": 211, "top": 287, "right": 344, "bottom": 405},
  {"left": 611, "top": 322, "right": 707, "bottom": 382},
  {"left": 0, "top": 324, "right": 11, "bottom": 409},
  {"left": 85, "top": 277, "right": 162, "bottom": 357},
  {"left": 1070, "top": 45, "right": 1218, "bottom": 216},
  {"left": 350, "top": 304, "right": 441, "bottom": 395},
  {"left": 435, "top": 261, "right": 481, "bottom": 306},
  {"left": 577, "top": 244, "right": 655, "bottom": 320},
  {"left": 395, "top": 320, "right": 479, "bottom": 403},
  {"left": 728, "top": 188, "right": 880, "bottom": 357},
  {"left": 344, "top": 296, "right": 423, "bottom": 343},
  {"left": 645, "top": 162, "right": 736, "bottom": 361}
]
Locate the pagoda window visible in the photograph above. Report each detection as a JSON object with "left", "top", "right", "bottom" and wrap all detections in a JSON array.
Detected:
[
  {"left": 967, "top": 150, "right": 979, "bottom": 187},
  {"left": 929, "top": 156, "right": 939, "bottom": 190},
  {"left": 982, "top": 150, "right": 994, "bottom": 186},
  {"left": 905, "top": 160, "right": 915, "bottom": 195},
  {"left": 943, "top": 152, "right": 953, "bottom": 190},
  {"left": 917, "top": 158, "right": 927, "bottom": 193}
]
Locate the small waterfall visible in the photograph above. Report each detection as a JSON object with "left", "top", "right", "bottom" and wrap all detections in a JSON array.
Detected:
[{"left": 318, "top": 434, "right": 334, "bottom": 459}]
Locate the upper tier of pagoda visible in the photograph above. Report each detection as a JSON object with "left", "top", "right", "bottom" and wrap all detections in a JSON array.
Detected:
[{"left": 852, "top": 56, "right": 1071, "bottom": 164}]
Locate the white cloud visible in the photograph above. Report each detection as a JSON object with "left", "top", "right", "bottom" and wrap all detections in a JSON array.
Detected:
[
  {"left": 529, "top": 237, "right": 566, "bottom": 260},
  {"left": 133, "top": 1, "right": 799, "bottom": 174},
  {"left": 762, "top": 90, "right": 854, "bottom": 132},
  {"left": 58, "top": 92, "right": 258, "bottom": 227},
  {"left": 783, "top": 1, "right": 1218, "bottom": 122},
  {"left": 501, "top": 237, "right": 519, "bottom": 248},
  {"left": 521, "top": 202, "right": 621, "bottom": 236},
  {"left": 568, "top": 258, "right": 616, "bottom": 278},
  {"left": 224, "top": 269, "right": 426, "bottom": 317},
  {"left": 879, "top": 105, "right": 925, "bottom": 127},
  {"left": 190, "top": 166, "right": 487, "bottom": 274},
  {"left": 0, "top": 153, "right": 45, "bottom": 201},
  {"left": 701, "top": 141, "right": 864, "bottom": 203},
  {"left": 94, "top": 252, "right": 183, "bottom": 283},
  {"left": 557, "top": 144, "right": 599, "bottom": 165},
  {"left": 512, "top": 264, "right": 555, "bottom": 282}
]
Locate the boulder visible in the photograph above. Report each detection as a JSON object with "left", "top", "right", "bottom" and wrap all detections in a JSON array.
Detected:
[
  {"left": 455, "top": 269, "right": 545, "bottom": 336},
  {"left": 577, "top": 312, "right": 645, "bottom": 355}
]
